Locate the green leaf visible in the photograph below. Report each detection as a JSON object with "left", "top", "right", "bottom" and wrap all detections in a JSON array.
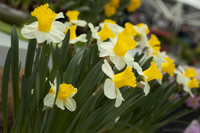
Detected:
[
  {"left": 142, "top": 57, "right": 153, "bottom": 71},
  {"left": 11, "top": 25, "right": 20, "bottom": 119},
  {"left": 24, "top": 39, "right": 36, "bottom": 77},
  {"left": 1, "top": 48, "right": 13, "bottom": 133}
]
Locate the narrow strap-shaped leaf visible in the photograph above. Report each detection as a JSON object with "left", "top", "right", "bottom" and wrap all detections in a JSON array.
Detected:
[
  {"left": 11, "top": 25, "right": 20, "bottom": 119},
  {"left": 2, "top": 48, "right": 13, "bottom": 133},
  {"left": 24, "top": 39, "right": 36, "bottom": 77}
]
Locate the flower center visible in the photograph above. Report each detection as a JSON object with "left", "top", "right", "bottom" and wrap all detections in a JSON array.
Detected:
[
  {"left": 31, "top": 3, "right": 57, "bottom": 32},
  {"left": 97, "top": 24, "right": 115, "bottom": 41},
  {"left": 184, "top": 67, "right": 197, "bottom": 78},
  {"left": 66, "top": 10, "right": 80, "bottom": 22},
  {"left": 148, "top": 34, "right": 161, "bottom": 55},
  {"left": 65, "top": 25, "right": 77, "bottom": 40},
  {"left": 49, "top": 83, "right": 77, "bottom": 100},
  {"left": 113, "top": 31, "right": 136, "bottom": 57},
  {"left": 143, "top": 61, "right": 163, "bottom": 82},
  {"left": 113, "top": 66, "right": 136, "bottom": 88},
  {"left": 161, "top": 57, "right": 175, "bottom": 77}
]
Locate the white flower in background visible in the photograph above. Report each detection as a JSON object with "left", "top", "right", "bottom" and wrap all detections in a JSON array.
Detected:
[
  {"left": 64, "top": 25, "right": 87, "bottom": 44},
  {"left": 44, "top": 79, "right": 77, "bottom": 111},
  {"left": 65, "top": 10, "right": 87, "bottom": 27},
  {"left": 21, "top": 4, "right": 66, "bottom": 43},
  {"left": 174, "top": 66, "right": 200, "bottom": 97},
  {"left": 102, "top": 60, "right": 137, "bottom": 107},
  {"left": 98, "top": 31, "right": 136, "bottom": 70}
]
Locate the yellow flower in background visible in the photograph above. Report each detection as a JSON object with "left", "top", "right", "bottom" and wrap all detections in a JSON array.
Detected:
[
  {"left": 188, "top": 78, "right": 200, "bottom": 88},
  {"left": 143, "top": 61, "right": 163, "bottom": 82},
  {"left": 184, "top": 67, "right": 197, "bottom": 78},
  {"left": 44, "top": 80, "right": 77, "bottom": 111},
  {"left": 124, "top": 22, "right": 137, "bottom": 37},
  {"left": 98, "top": 24, "right": 115, "bottom": 41},
  {"left": 102, "top": 60, "right": 136, "bottom": 107},
  {"left": 127, "top": 0, "right": 141, "bottom": 13},
  {"left": 104, "top": 2, "right": 117, "bottom": 17},
  {"left": 65, "top": 10, "right": 87, "bottom": 27},
  {"left": 111, "top": 0, "right": 120, "bottom": 8},
  {"left": 113, "top": 31, "right": 136, "bottom": 57},
  {"left": 148, "top": 34, "right": 161, "bottom": 55},
  {"left": 104, "top": 19, "right": 116, "bottom": 24},
  {"left": 161, "top": 57, "right": 175, "bottom": 77},
  {"left": 66, "top": 10, "right": 80, "bottom": 21},
  {"left": 21, "top": 3, "right": 65, "bottom": 43},
  {"left": 64, "top": 25, "right": 87, "bottom": 44}
]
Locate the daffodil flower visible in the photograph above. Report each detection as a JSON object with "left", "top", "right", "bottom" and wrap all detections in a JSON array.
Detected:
[
  {"left": 44, "top": 79, "right": 77, "bottom": 111},
  {"left": 64, "top": 25, "right": 87, "bottom": 44},
  {"left": 127, "top": 0, "right": 141, "bottom": 13},
  {"left": 65, "top": 10, "right": 87, "bottom": 27},
  {"left": 148, "top": 34, "right": 161, "bottom": 56},
  {"left": 102, "top": 60, "right": 136, "bottom": 107},
  {"left": 174, "top": 66, "right": 200, "bottom": 97},
  {"left": 98, "top": 31, "right": 136, "bottom": 70},
  {"left": 21, "top": 3, "right": 66, "bottom": 43}
]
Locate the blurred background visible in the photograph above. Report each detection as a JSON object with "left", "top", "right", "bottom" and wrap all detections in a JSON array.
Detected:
[{"left": 0, "top": 0, "right": 200, "bottom": 132}]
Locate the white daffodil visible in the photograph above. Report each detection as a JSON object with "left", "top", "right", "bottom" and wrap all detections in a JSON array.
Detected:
[
  {"left": 44, "top": 79, "right": 77, "bottom": 111},
  {"left": 65, "top": 10, "right": 87, "bottom": 27},
  {"left": 64, "top": 25, "right": 87, "bottom": 44},
  {"left": 98, "top": 31, "right": 136, "bottom": 70},
  {"left": 102, "top": 60, "right": 137, "bottom": 107},
  {"left": 175, "top": 66, "right": 199, "bottom": 97},
  {"left": 21, "top": 4, "right": 66, "bottom": 43}
]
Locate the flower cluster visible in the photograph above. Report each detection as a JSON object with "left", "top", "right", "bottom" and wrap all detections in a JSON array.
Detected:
[{"left": 21, "top": 3, "right": 200, "bottom": 110}]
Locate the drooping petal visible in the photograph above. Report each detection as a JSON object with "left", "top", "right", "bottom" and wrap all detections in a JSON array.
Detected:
[
  {"left": 115, "top": 88, "right": 124, "bottom": 107},
  {"left": 71, "top": 20, "right": 87, "bottom": 27},
  {"left": 64, "top": 98, "right": 76, "bottom": 111},
  {"left": 102, "top": 59, "right": 114, "bottom": 79},
  {"left": 104, "top": 78, "right": 116, "bottom": 99},
  {"left": 70, "top": 34, "right": 87, "bottom": 44},
  {"left": 133, "top": 62, "right": 146, "bottom": 78},
  {"left": 110, "top": 56, "right": 126, "bottom": 70},
  {"left": 35, "top": 30, "right": 48, "bottom": 43},
  {"left": 56, "top": 99, "right": 65, "bottom": 110},
  {"left": 123, "top": 51, "right": 134, "bottom": 67},
  {"left": 88, "top": 23, "right": 100, "bottom": 40},
  {"left": 48, "top": 30, "right": 65, "bottom": 43},
  {"left": 140, "top": 80, "right": 150, "bottom": 96},
  {"left": 98, "top": 42, "right": 115, "bottom": 57},
  {"left": 54, "top": 12, "right": 65, "bottom": 20},
  {"left": 44, "top": 93, "right": 55, "bottom": 108}
]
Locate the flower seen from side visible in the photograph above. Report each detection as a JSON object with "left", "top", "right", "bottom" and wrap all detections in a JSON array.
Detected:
[
  {"left": 102, "top": 60, "right": 136, "bottom": 107},
  {"left": 161, "top": 57, "right": 175, "bottom": 77}
]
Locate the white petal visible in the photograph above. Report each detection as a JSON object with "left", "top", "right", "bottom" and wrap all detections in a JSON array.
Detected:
[
  {"left": 102, "top": 59, "right": 114, "bottom": 78},
  {"left": 133, "top": 62, "right": 146, "bottom": 78},
  {"left": 21, "top": 22, "right": 38, "bottom": 39},
  {"left": 110, "top": 56, "right": 125, "bottom": 70},
  {"left": 51, "top": 21, "right": 66, "bottom": 32},
  {"left": 104, "top": 78, "right": 116, "bottom": 99},
  {"left": 48, "top": 30, "right": 65, "bottom": 43},
  {"left": 64, "top": 98, "right": 76, "bottom": 111},
  {"left": 88, "top": 23, "right": 100, "bottom": 39},
  {"left": 64, "top": 22, "right": 72, "bottom": 27},
  {"left": 123, "top": 51, "right": 134, "bottom": 67},
  {"left": 108, "top": 23, "right": 124, "bottom": 35},
  {"left": 70, "top": 34, "right": 87, "bottom": 44},
  {"left": 98, "top": 42, "right": 115, "bottom": 57},
  {"left": 56, "top": 99, "right": 65, "bottom": 110},
  {"left": 44, "top": 93, "right": 55, "bottom": 108},
  {"left": 140, "top": 80, "right": 150, "bottom": 96},
  {"left": 54, "top": 12, "right": 65, "bottom": 20},
  {"left": 35, "top": 30, "right": 48, "bottom": 43},
  {"left": 156, "top": 79, "right": 162, "bottom": 85},
  {"left": 71, "top": 20, "right": 87, "bottom": 27},
  {"left": 115, "top": 89, "right": 124, "bottom": 108}
]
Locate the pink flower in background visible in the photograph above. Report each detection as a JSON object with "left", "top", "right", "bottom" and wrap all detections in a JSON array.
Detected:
[
  {"left": 185, "top": 96, "right": 200, "bottom": 109},
  {"left": 183, "top": 120, "right": 200, "bottom": 133}
]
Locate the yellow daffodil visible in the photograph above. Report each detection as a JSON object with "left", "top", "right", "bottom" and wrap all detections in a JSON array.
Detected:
[
  {"left": 102, "top": 60, "right": 136, "bottom": 107},
  {"left": 21, "top": 3, "right": 65, "bottom": 43},
  {"left": 127, "top": 0, "right": 141, "bottom": 13},
  {"left": 124, "top": 22, "right": 137, "bottom": 37},
  {"left": 65, "top": 10, "right": 87, "bottom": 27},
  {"left": 161, "top": 57, "right": 175, "bottom": 77},
  {"left": 104, "top": 19, "right": 116, "bottom": 24},
  {"left": 175, "top": 66, "right": 199, "bottom": 97},
  {"left": 98, "top": 24, "right": 115, "bottom": 41},
  {"left": 104, "top": 2, "right": 117, "bottom": 17},
  {"left": 64, "top": 25, "right": 87, "bottom": 44},
  {"left": 44, "top": 79, "right": 77, "bottom": 111},
  {"left": 143, "top": 61, "right": 163, "bottom": 82}
]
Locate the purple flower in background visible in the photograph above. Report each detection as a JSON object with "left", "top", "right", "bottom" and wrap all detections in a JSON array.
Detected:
[
  {"left": 169, "top": 93, "right": 181, "bottom": 104},
  {"left": 185, "top": 96, "right": 200, "bottom": 109},
  {"left": 183, "top": 120, "right": 200, "bottom": 133}
]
